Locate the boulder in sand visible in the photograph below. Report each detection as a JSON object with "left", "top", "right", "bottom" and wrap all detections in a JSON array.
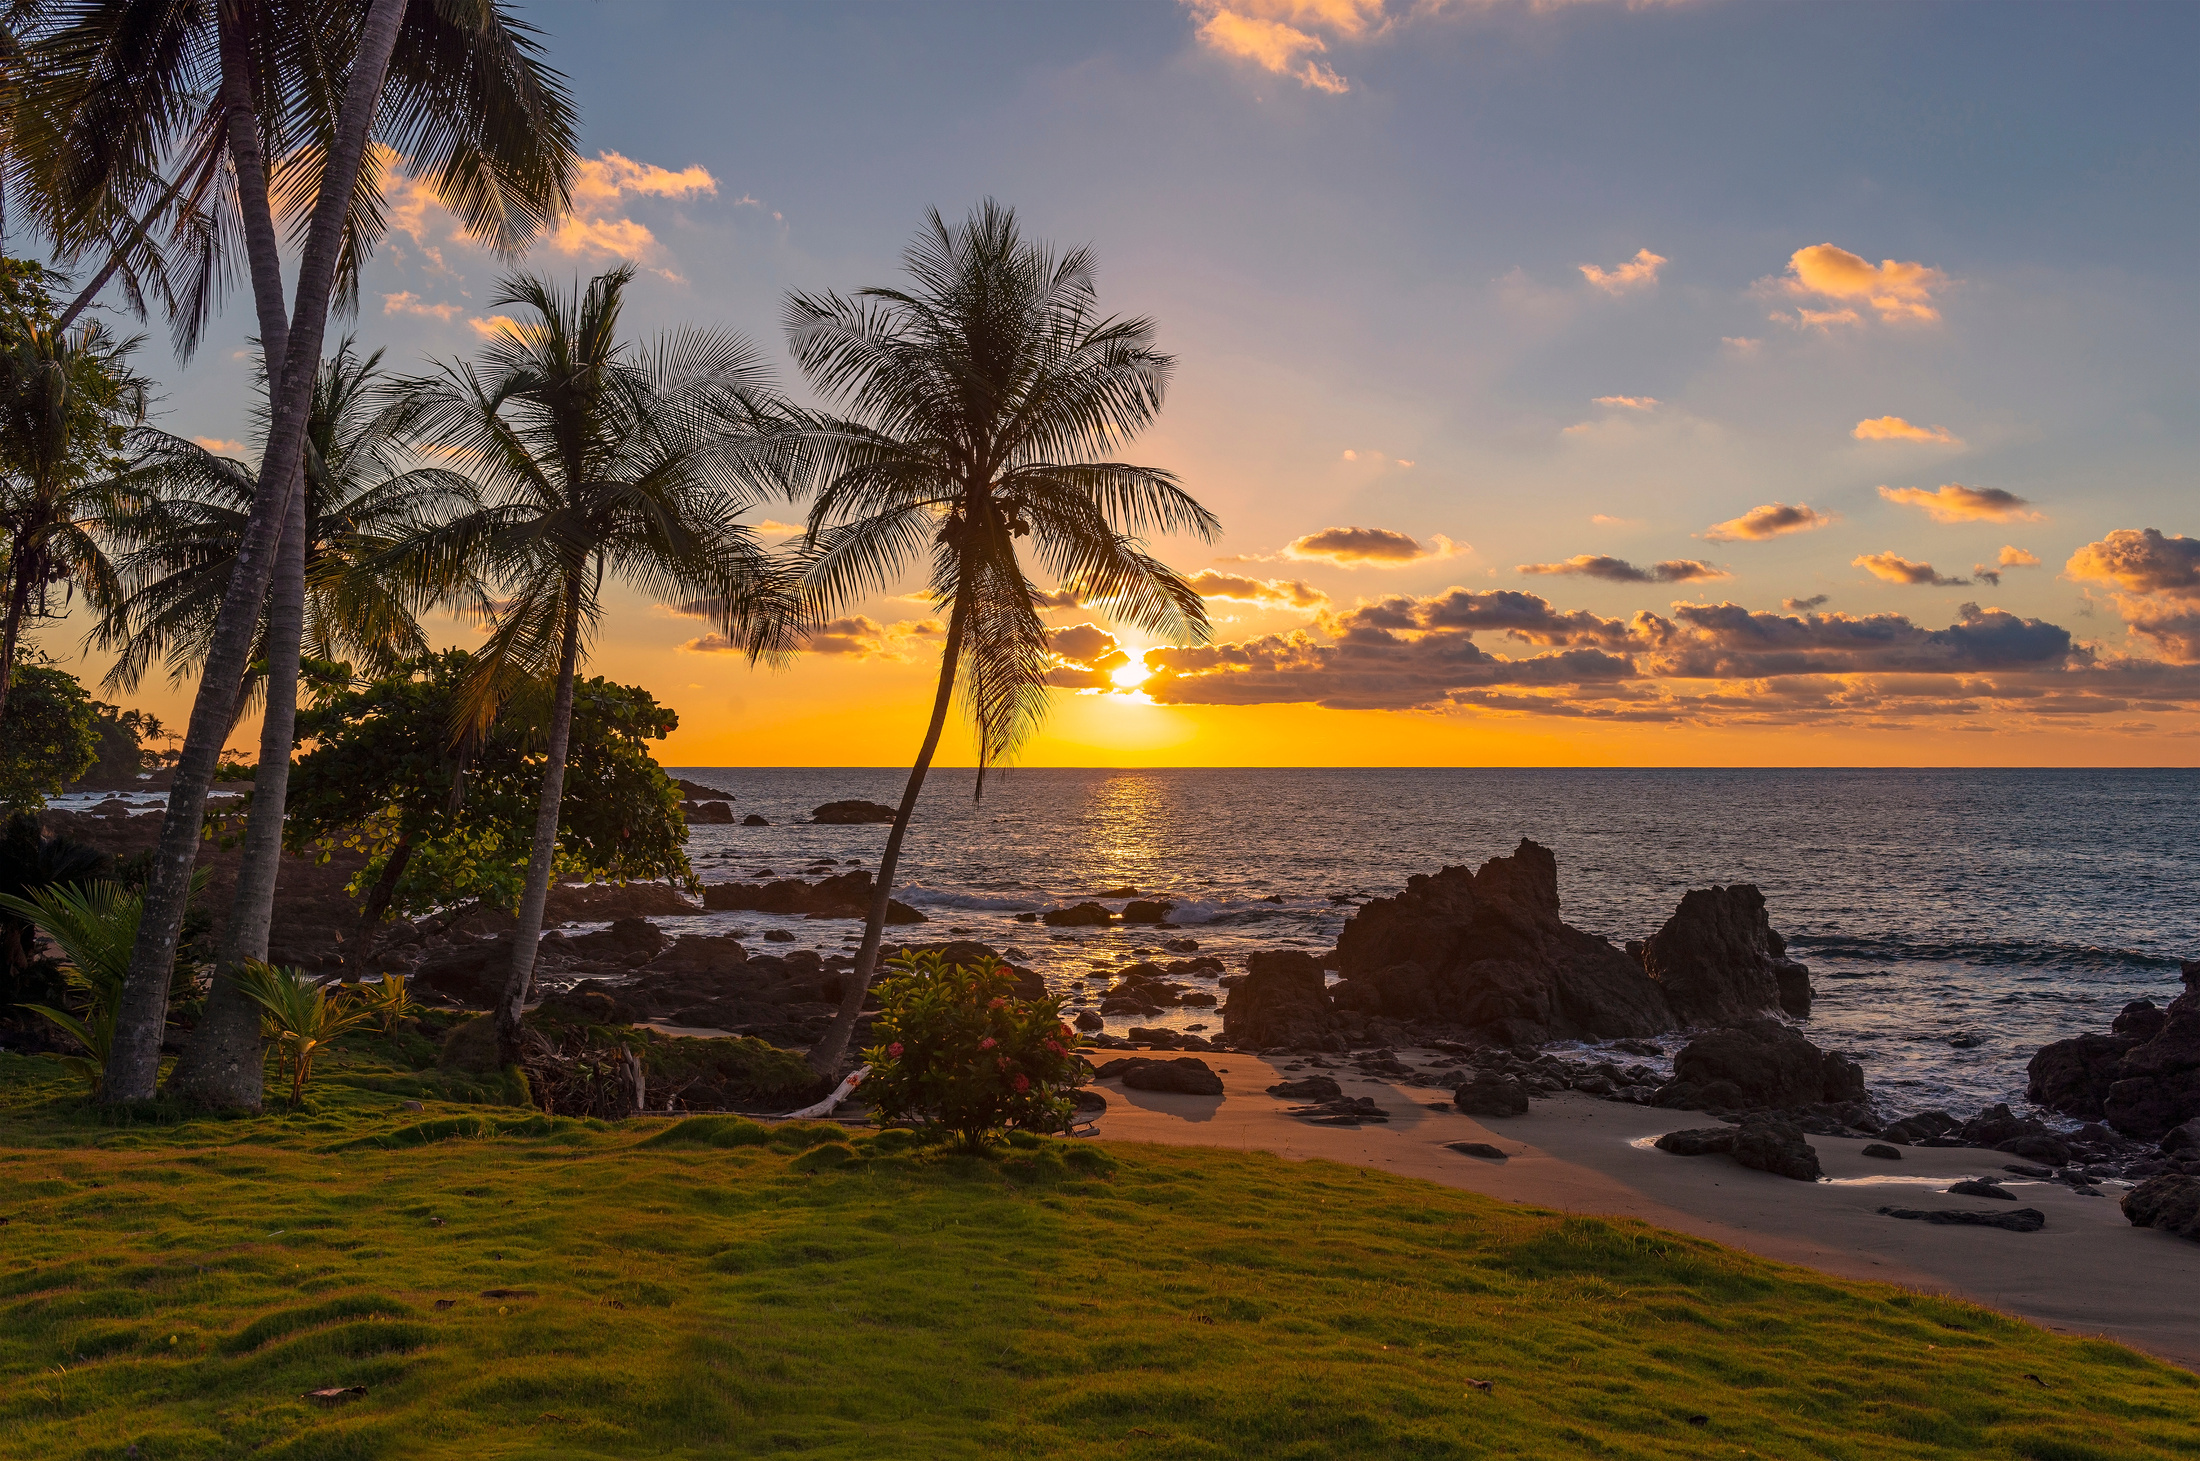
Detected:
[
  {"left": 1655, "top": 1020, "right": 1865, "bottom": 1110},
  {"left": 1732, "top": 1117, "right": 1822, "bottom": 1181},
  {"left": 1654, "top": 1127, "right": 1738, "bottom": 1156},
  {"left": 1221, "top": 950, "right": 1341, "bottom": 1051},
  {"left": 1878, "top": 1205, "right": 2045, "bottom": 1232},
  {"left": 1328, "top": 840, "right": 1674, "bottom": 1046},
  {"left": 1095, "top": 1056, "right": 1224, "bottom": 1096},
  {"left": 2122, "top": 1174, "right": 2200, "bottom": 1242},
  {"left": 1267, "top": 1076, "right": 1343, "bottom": 1101},
  {"left": 1453, "top": 1071, "right": 1530, "bottom": 1117},
  {"left": 1641, "top": 884, "right": 1814, "bottom": 1022}
]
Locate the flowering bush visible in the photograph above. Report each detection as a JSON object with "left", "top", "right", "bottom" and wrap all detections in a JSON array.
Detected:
[{"left": 858, "top": 950, "right": 1087, "bottom": 1151}]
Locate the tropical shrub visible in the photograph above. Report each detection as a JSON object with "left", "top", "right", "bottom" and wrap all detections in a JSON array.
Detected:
[
  {"left": 0, "top": 812, "right": 108, "bottom": 1012},
  {"left": 234, "top": 962, "right": 373, "bottom": 1107},
  {"left": 0, "top": 879, "right": 198, "bottom": 1093},
  {"left": 859, "top": 950, "right": 1086, "bottom": 1151},
  {"left": 0, "top": 665, "right": 102, "bottom": 810}
]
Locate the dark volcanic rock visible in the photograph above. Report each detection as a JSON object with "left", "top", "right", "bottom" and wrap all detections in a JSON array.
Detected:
[
  {"left": 2160, "top": 1118, "right": 2200, "bottom": 1155},
  {"left": 1120, "top": 899, "right": 1175, "bottom": 925},
  {"left": 413, "top": 936, "right": 510, "bottom": 1007},
  {"left": 543, "top": 881, "right": 696, "bottom": 921},
  {"left": 1641, "top": 884, "right": 1812, "bottom": 1023},
  {"left": 2031, "top": 964, "right": 2200, "bottom": 1140},
  {"left": 1861, "top": 1143, "right": 1903, "bottom": 1160},
  {"left": 2115, "top": 999, "right": 2170, "bottom": 1042},
  {"left": 1656, "top": 1020, "right": 1865, "bottom": 1110},
  {"left": 1995, "top": 1132, "right": 2074, "bottom": 1167},
  {"left": 2122, "top": 1174, "right": 2200, "bottom": 1242},
  {"left": 1732, "top": 1118, "right": 1822, "bottom": 1181},
  {"left": 1290, "top": 1095, "right": 1387, "bottom": 1125},
  {"left": 1222, "top": 950, "right": 1340, "bottom": 1051},
  {"left": 1041, "top": 902, "right": 1114, "bottom": 928},
  {"left": 1654, "top": 1127, "right": 1739, "bottom": 1156},
  {"left": 1878, "top": 1205, "right": 2046, "bottom": 1232},
  {"left": 1073, "top": 1010, "right": 1104, "bottom": 1031},
  {"left": 648, "top": 933, "right": 749, "bottom": 976},
  {"left": 1268, "top": 1076, "right": 1343, "bottom": 1100},
  {"left": 811, "top": 799, "right": 897, "bottom": 824},
  {"left": 1328, "top": 840, "right": 1674, "bottom": 1045},
  {"left": 741, "top": 813, "right": 770, "bottom": 826},
  {"left": 1949, "top": 1179, "right": 2016, "bottom": 1200},
  {"left": 2028, "top": 1032, "right": 2140, "bottom": 1121},
  {"left": 685, "top": 800, "right": 734, "bottom": 824},
  {"left": 700, "top": 870, "right": 925, "bottom": 925},
  {"left": 1096, "top": 1056, "right": 1225, "bottom": 1096},
  {"left": 1448, "top": 1141, "right": 1509, "bottom": 1160},
  {"left": 675, "top": 778, "right": 738, "bottom": 802},
  {"left": 1453, "top": 1071, "right": 1530, "bottom": 1117}
]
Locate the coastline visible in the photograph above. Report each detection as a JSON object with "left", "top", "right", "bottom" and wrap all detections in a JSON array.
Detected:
[{"left": 1089, "top": 1054, "right": 2200, "bottom": 1372}]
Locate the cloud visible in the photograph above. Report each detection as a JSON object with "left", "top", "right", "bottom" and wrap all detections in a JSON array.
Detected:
[
  {"left": 1783, "top": 594, "right": 1830, "bottom": 612},
  {"left": 1187, "top": 0, "right": 1373, "bottom": 92},
  {"left": 1589, "top": 514, "right": 1639, "bottom": 527},
  {"left": 1579, "top": 248, "right": 1666, "bottom": 294},
  {"left": 1045, "top": 621, "right": 1132, "bottom": 689},
  {"left": 1971, "top": 565, "right": 2002, "bottom": 587},
  {"left": 1187, "top": 570, "right": 1331, "bottom": 608},
  {"left": 1283, "top": 526, "right": 1464, "bottom": 566},
  {"left": 1338, "top": 448, "right": 1412, "bottom": 467},
  {"left": 1877, "top": 484, "right": 2042, "bottom": 524},
  {"left": 1722, "top": 336, "right": 1762, "bottom": 355},
  {"left": 1592, "top": 395, "right": 1658, "bottom": 410},
  {"left": 1702, "top": 503, "right": 1835, "bottom": 542},
  {"left": 468, "top": 315, "right": 521, "bottom": 339},
  {"left": 2066, "top": 528, "right": 2200, "bottom": 599},
  {"left": 1772, "top": 243, "right": 1949, "bottom": 324},
  {"left": 2120, "top": 599, "right": 2200, "bottom": 664},
  {"left": 192, "top": 436, "right": 245, "bottom": 455},
  {"left": 1517, "top": 555, "right": 1727, "bottom": 584},
  {"left": 1032, "top": 585, "right": 1087, "bottom": 609},
  {"left": 381, "top": 290, "right": 462, "bottom": 322},
  {"left": 1999, "top": 546, "right": 2042, "bottom": 569},
  {"left": 1853, "top": 416, "right": 1961, "bottom": 446},
  {"left": 1853, "top": 552, "right": 1969, "bottom": 587}
]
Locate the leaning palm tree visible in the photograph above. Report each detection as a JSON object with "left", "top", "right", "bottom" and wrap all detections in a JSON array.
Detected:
[
  {"left": 379, "top": 265, "right": 800, "bottom": 1062},
  {"left": 0, "top": 306, "right": 147, "bottom": 723},
  {"left": 93, "top": 337, "right": 477, "bottom": 708},
  {"left": 786, "top": 201, "right": 1220, "bottom": 1075}
]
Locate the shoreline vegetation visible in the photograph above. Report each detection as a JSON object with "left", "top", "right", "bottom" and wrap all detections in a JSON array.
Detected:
[{"left": 3, "top": 1051, "right": 2196, "bottom": 1461}]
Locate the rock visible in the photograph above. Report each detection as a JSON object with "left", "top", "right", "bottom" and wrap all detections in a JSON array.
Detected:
[
  {"left": 1948, "top": 1031, "right": 1985, "bottom": 1049},
  {"left": 1655, "top": 1127, "right": 1739, "bottom": 1156},
  {"left": 1120, "top": 899, "right": 1175, "bottom": 925},
  {"left": 1328, "top": 840, "right": 1674, "bottom": 1046},
  {"left": 762, "top": 929, "right": 795, "bottom": 943},
  {"left": 1878, "top": 1205, "right": 2046, "bottom": 1233},
  {"left": 412, "top": 937, "right": 511, "bottom": 1007},
  {"left": 1041, "top": 902, "right": 1114, "bottom": 927},
  {"left": 2114, "top": 999, "right": 2169, "bottom": 1042},
  {"left": 1073, "top": 1010, "right": 1104, "bottom": 1031},
  {"left": 1995, "top": 1132, "right": 2074, "bottom": 1167},
  {"left": 811, "top": 799, "right": 897, "bottom": 824},
  {"left": 1961, "top": 1103, "right": 2047, "bottom": 1147},
  {"left": 1267, "top": 1076, "right": 1343, "bottom": 1100},
  {"left": 1880, "top": 1109, "right": 1957, "bottom": 1144},
  {"left": 1162, "top": 938, "right": 1200, "bottom": 953},
  {"left": 1609, "top": 1038, "right": 1663, "bottom": 1058},
  {"left": 2027, "top": 1032, "right": 2139, "bottom": 1121},
  {"left": 542, "top": 881, "right": 696, "bottom": 921},
  {"left": 1290, "top": 1095, "right": 1387, "bottom": 1124},
  {"left": 1861, "top": 1143, "right": 1903, "bottom": 1160},
  {"left": 741, "top": 813, "right": 770, "bottom": 826},
  {"left": 2159, "top": 1118, "right": 2200, "bottom": 1155},
  {"left": 1072, "top": 1088, "right": 1107, "bottom": 1112},
  {"left": 2122, "top": 1174, "right": 2200, "bottom": 1241},
  {"left": 700, "top": 870, "right": 925, "bottom": 925},
  {"left": 1096, "top": 1056, "right": 1224, "bottom": 1096},
  {"left": 647, "top": 933, "right": 750, "bottom": 976},
  {"left": 1949, "top": 1179, "right": 2015, "bottom": 1200},
  {"left": 1732, "top": 1118, "right": 1822, "bottom": 1181},
  {"left": 557, "top": 916, "right": 666, "bottom": 963},
  {"left": 1221, "top": 950, "right": 1340, "bottom": 1052},
  {"left": 2004, "top": 1163, "right": 2055, "bottom": 1179},
  {"left": 2104, "top": 999, "right": 2200, "bottom": 1140},
  {"left": 1453, "top": 1072, "right": 1530, "bottom": 1117},
  {"left": 1641, "top": 884, "right": 1811, "bottom": 1024},
  {"left": 1448, "top": 1141, "right": 1508, "bottom": 1160},
  {"left": 1656, "top": 1020, "right": 1866, "bottom": 1110},
  {"left": 675, "top": 778, "right": 738, "bottom": 802},
  {"left": 685, "top": 800, "right": 735, "bottom": 824}
]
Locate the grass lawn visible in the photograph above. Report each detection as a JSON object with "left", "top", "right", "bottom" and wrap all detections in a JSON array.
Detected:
[{"left": 1, "top": 1048, "right": 2195, "bottom": 1460}]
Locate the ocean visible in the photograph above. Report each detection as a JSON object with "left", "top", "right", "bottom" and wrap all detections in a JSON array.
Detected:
[{"left": 669, "top": 767, "right": 2200, "bottom": 1119}]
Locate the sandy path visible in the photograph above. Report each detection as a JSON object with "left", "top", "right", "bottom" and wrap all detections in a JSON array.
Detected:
[{"left": 1088, "top": 1052, "right": 2200, "bottom": 1371}]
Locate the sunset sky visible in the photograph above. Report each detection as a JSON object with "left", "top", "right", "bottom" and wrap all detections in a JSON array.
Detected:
[{"left": 53, "top": 0, "right": 2200, "bottom": 767}]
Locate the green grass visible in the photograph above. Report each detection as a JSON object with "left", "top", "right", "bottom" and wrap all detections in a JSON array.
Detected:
[{"left": 1, "top": 1048, "right": 2196, "bottom": 1460}]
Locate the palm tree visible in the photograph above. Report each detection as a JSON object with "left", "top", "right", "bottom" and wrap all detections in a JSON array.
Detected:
[
  {"left": 379, "top": 265, "right": 800, "bottom": 1063},
  {"left": 784, "top": 201, "right": 1219, "bottom": 1075},
  {"left": 33, "top": 0, "right": 579, "bottom": 1106},
  {"left": 92, "top": 337, "right": 477, "bottom": 707},
  {"left": 0, "top": 304, "right": 147, "bottom": 723}
]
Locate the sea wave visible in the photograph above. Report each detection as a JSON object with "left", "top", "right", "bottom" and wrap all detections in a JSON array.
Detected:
[{"left": 1787, "top": 933, "right": 2184, "bottom": 974}]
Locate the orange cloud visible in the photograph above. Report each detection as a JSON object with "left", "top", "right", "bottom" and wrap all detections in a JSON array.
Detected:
[
  {"left": 1854, "top": 552, "right": 1969, "bottom": 587},
  {"left": 468, "top": 315, "right": 521, "bottom": 339},
  {"left": 1189, "top": 1, "right": 1362, "bottom": 92},
  {"left": 1283, "top": 526, "right": 1463, "bottom": 566},
  {"left": 1592, "top": 395, "right": 1658, "bottom": 410},
  {"left": 1701, "top": 503, "right": 1835, "bottom": 542},
  {"left": 548, "top": 152, "right": 716, "bottom": 268},
  {"left": 1517, "top": 555, "right": 1726, "bottom": 584},
  {"left": 2066, "top": 528, "right": 2200, "bottom": 600},
  {"left": 2119, "top": 599, "right": 2200, "bottom": 664},
  {"left": 1877, "top": 484, "right": 2041, "bottom": 524},
  {"left": 1579, "top": 248, "right": 1666, "bottom": 294},
  {"left": 192, "top": 436, "right": 245, "bottom": 455},
  {"left": 381, "top": 290, "right": 462, "bottom": 322},
  {"left": 1853, "top": 416, "right": 1961, "bottom": 446},
  {"left": 1999, "top": 546, "right": 2041, "bottom": 569},
  {"left": 1775, "top": 243, "right": 1948, "bottom": 324},
  {"left": 1188, "top": 570, "right": 1331, "bottom": 608}
]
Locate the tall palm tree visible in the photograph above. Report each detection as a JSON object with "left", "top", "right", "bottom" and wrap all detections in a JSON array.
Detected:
[
  {"left": 0, "top": 305, "right": 147, "bottom": 722},
  {"left": 37, "top": 0, "right": 579, "bottom": 1106},
  {"left": 93, "top": 337, "right": 475, "bottom": 705},
  {"left": 379, "top": 265, "right": 800, "bottom": 1063},
  {"left": 785, "top": 201, "right": 1220, "bottom": 1075}
]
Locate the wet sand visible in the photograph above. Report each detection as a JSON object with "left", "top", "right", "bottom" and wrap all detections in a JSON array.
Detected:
[{"left": 1088, "top": 1052, "right": 2200, "bottom": 1371}]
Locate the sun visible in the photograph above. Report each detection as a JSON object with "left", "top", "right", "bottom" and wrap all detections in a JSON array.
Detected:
[{"left": 1110, "top": 655, "right": 1150, "bottom": 691}]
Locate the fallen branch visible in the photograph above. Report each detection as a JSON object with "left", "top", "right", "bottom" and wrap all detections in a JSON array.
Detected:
[{"left": 777, "top": 1067, "right": 868, "bottom": 1120}]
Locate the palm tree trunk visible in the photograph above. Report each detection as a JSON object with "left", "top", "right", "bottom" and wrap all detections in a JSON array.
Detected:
[
  {"left": 103, "top": 0, "right": 408, "bottom": 1104},
  {"left": 807, "top": 583, "right": 972, "bottom": 1075},
  {"left": 496, "top": 578, "right": 584, "bottom": 1066},
  {"left": 0, "top": 529, "right": 38, "bottom": 727}
]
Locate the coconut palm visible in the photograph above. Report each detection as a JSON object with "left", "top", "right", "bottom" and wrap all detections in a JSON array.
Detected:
[
  {"left": 784, "top": 201, "right": 1219, "bottom": 1074},
  {"left": 377, "top": 264, "right": 801, "bottom": 1062},
  {"left": 92, "top": 337, "right": 477, "bottom": 707},
  {"left": 0, "top": 304, "right": 147, "bottom": 723},
  {"left": 42, "top": 0, "right": 579, "bottom": 1107}
]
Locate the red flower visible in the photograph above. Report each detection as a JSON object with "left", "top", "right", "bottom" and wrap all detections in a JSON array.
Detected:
[
  {"left": 1012, "top": 1074, "right": 1031, "bottom": 1093},
  {"left": 1043, "top": 1039, "right": 1064, "bottom": 1056},
  {"left": 887, "top": 1042, "right": 904, "bottom": 1059},
  {"left": 997, "top": 1055, "right": 1012, "bottom": 1071},
  {"left": 978, "top": 1036, "right": 997, "bottom": 1050},
  {"left": 987, "top": 997, "right": 1007, "bottom": 1009}
]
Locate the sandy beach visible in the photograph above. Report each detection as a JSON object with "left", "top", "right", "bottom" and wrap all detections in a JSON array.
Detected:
[{"left": 1089, "top": 1052, "right": 2200, "bottom": 1371}]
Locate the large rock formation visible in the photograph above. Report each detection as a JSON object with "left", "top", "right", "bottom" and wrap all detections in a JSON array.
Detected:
[
  {"left": 2030, "top": 963, "right": 2200, "bottom": 1140},
  {"left": 1641, "top": 884, "right": 1813, "bottom": 1022},
  {"left": 1221, "top": 950, "right": 1342, "bottom": 1051},
  {"left": 1326, "top": 840, "right": 1674, "bottom": 1045},
  {"left": 1654, "top": 1020, "right": 1865, "bottom": 1110},
  {"left": 811, "top": 799, "right": 896, "bottom": 824},
  {"left": 700, "top": 870, "right": 925, "bottom": 924}
]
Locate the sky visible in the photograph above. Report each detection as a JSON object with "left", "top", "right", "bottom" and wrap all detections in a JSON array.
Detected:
[{"left": 41, "top": 0, "right": 2200, "bottom": 767}]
